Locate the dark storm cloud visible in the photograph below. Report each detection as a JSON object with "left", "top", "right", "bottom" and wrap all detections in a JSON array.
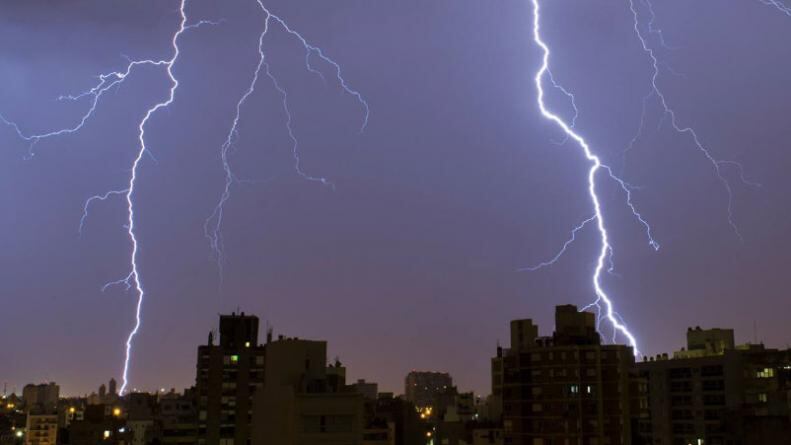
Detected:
[{"left": 1, "top": 0, "right": 789, "bottom": 396}]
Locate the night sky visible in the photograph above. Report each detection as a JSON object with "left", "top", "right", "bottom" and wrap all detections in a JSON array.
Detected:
[{"left": 1, "top": 1, "right": 790, "bottom": 397}]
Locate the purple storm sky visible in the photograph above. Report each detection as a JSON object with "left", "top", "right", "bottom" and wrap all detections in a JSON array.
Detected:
[{"left": 1, "top": 0, "right": 790, "bottom": 396}]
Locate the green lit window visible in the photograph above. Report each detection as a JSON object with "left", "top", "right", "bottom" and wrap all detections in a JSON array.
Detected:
[{"left": 231, "top": 355, "right": 239, "bottom": 364}]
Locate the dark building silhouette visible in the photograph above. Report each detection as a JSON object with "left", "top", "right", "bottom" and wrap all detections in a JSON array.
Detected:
[
  {"left": 495, "top": 305, "right": 647, "bottom": 445},
  {"left": 363, "top": 393, "right": 425, "bottom": 445},
  {"left": 159, "top": 388, "right": 198, "bottom": 444},
  {"left": 21, "top": 383, "right": 59, "bottom": 414},
  {"left": 404, "top": 371, "right": 457, "bottom": 421},
  {"left": 637, "top": 327, "right": 791, "bottom": 445},
  {"left": 125, "top": 392, "right": 158, "bottom": 445},
  {"left": 250, "top": 338, "right": 365, "bottom": 444},
  {"left": 67, "top": 404, "right": 127, "bottom": 445},
  {"left": 195, "top": 313, "right": 265, "bottom": 445}
]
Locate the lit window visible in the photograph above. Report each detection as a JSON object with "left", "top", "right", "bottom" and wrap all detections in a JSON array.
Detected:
[
  {"left": 245, "top": 341, "right": 251, "bottom": 348},
  {"left": 758, "top": 393, "right": 768, "bottom": 403},
  {"left": 756, "top": 368, "right": 775, "bottom": 378},
  {"left": 231, "top": 355, "right": 239, "bottom": 364},
  {"left": 570, "top": 385, "right": 579, "bottom": 394}
]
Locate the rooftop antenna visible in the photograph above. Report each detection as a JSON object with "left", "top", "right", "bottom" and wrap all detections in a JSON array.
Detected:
[{"left": 753, "top": 320, "right": 758, "bottom": 344}]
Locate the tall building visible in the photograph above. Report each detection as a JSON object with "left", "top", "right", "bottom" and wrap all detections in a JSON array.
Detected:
[
  {"left": 404, "top": 371, "right": 456, "bottom": 413},
  {"left": 496, "top": 305, "right": 646, "bottom": 445},
  {"left": 108, "top": 379, "right": 118, "bottom": 398},
  {"left": 250, "top": 337, "right": 364, "bottom": 444},
  {"left": 24, "top": 414, "right": 57, "bottom": 445},
  {"left": 637, "top": 327, "right": 791, "bottom": 444},
  {"left": 21, "top": 384, "right": 58, "bottom": 413},
  {"left": 195, "top": 313, "right": 266, "bottom": 445}
]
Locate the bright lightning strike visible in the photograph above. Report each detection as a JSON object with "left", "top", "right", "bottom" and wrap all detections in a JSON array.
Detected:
[
  {"left": 526, "top": 0, "right": 665, "bottom": 354},
  {"left": 1, "top": 0, "right": 217, "bottom": 395},
  {"left": 204, "top": 1, "right": 368, "bottom": 272},
  {"left": 3, "top": 0, "right": 366, "bottom": 394},
  {"left": 109, "top": 0, "right": 198, "bottom": 396}
]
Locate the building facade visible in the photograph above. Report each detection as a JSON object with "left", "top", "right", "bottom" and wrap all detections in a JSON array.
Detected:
[
  {"left": 195, "top": 313, "right": 266, "bottom": 445},
  {"left": 404, "top": 371, "right": 455, "bottom": 413},
  {"left": 497, "top": 305, "right": 646, "bottom": 445},
  {"left": 21, "top": 384, "right": 58, "bottom": 414},
  {"left": 24, "top": 414, "right": 57, "bottom": 445},
  {"left": 250, "top": 337, "right": 364, "bottom": 444},
  {"left": 637, "top": 327, "right": 791, "bottom": 445}
]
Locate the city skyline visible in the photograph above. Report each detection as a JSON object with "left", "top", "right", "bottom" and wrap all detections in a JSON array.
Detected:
[{"left": 2, "top": 0, "right": 791, "bottom": 399}]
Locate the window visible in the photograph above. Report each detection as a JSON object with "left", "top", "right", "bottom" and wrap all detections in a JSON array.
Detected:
[
  {"left": 570, "top": 385, "right": 579, "bottom": 394},
  {"left": 703, "top": 394, "right": 725, "bottom": 406},
  {"left": 532, "top": 403, "right": 542, "bottom": 412},
  {"left": 231, "top": 355, "right": 239, "bottom": 364},
  {"left": 756, "top": 368, "right": 775, "bottom": 378},
  {"left": 701, "top": 365, "right": 724, "bottom": 377},
  {"left": 670, "top": 381, "right": 693, "bottom": 393},
  {"left": 302, "top": 415, "right": 354, "bottom": 433},
  {"left": 758, "top": 393, "right": 768, "bottom": 403},
  {"left": 702, "top": 380, "right": 725, "bottom": 392}
]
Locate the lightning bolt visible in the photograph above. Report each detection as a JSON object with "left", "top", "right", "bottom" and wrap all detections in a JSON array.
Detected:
[
  {"left": 1, "top": 72, "right": 127, "bottom": 158},
  {"left": 627, "top": 0, "right": 760, "bottom": 241},
  {"left": 1, "top": 1, "right": 218, "bottom": 395},
  {"left": 759, "top": 0, "right": 791, "bottom": 15},
  {"left": 204, "top": 1, "right": 368, "bottom": 273},
  {"left": 546, "top": 69, "right": 578, "bottom": 146},
  {"left": 3, "top": 0, "right": 366, "bottom": 393},
  {"left": 527, "top": 0, "right": 666, "bottom": 354},
  {"left": 519, "top": 215, "right": 595, "bottom": 273}
]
